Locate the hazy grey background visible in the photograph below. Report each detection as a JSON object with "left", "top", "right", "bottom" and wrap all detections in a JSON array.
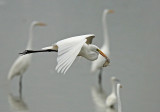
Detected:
[{"left": 1, "top": 0, "right": 160, "bottom": 112}]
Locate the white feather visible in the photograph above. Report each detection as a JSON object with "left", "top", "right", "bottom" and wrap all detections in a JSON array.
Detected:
[
  {"left": 55, "top": 35, "right": 92, "bottom": 73},
  {"left": 8, "top": 21, "right": 46, "bottom": 80},
  {"left": 8, "top": 55, "right": 31, "bottom": 80}
]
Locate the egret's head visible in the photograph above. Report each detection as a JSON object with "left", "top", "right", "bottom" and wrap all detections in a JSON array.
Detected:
[
  {"left": 103, "top": 9, "right": 114, "bottom": 15},
  {"left": 88, "top": 45, "right": 110, "bottom": 62},
  {"left": 111, "top": 76, "right": 120, "bottom": 82},
  {"left": 117, "top": 83, "right": 122, "bottom": 88},
  {"left": 31, "top": 21, "right": 46, "bottom": 27},
  {"left": 89, "top": 45, "right": 99, "bottom": 52}
]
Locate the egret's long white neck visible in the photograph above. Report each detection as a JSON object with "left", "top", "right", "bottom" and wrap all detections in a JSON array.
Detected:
[
  {"left": 26, "top": 24, "right": 34, "bottom": 50},
  {"left": 102, "top": 11, "right": 110, "bottom": 49},
  {"left": 117, "top": 84, "right": 122, "bottom": 112}
]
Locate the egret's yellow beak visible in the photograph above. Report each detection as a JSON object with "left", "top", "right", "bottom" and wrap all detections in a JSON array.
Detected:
[
  {"left": 119, "top": 84, "right": 122, "bottom": 88},
  {"left": 97, "top": 49, "right": 108, "bottom": 58},
  {"left": 108, "top": 10, "right": 114, "bottom": 14},
  {"left": 37, "top": 22, "right": 47, "bottom": 26},
  {"left": 97, "top": 49, "right": 110, "bottom": 65}
]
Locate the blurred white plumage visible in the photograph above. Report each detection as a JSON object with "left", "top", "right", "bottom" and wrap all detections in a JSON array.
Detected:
[
  {"left": 8, "top": 21, "right": 46, "bottom": 80},
  {"left": 8, "top": 93, "right": 28, "bottom": 112},
  {"left": 91, "top": 9, "right": 114, "bottom": 84},
  {"left": 106, "top": 77, "right": 120, "bottom": 108},
  {"left": 91, "top": 84, "right": 107, "bottom": 112}
]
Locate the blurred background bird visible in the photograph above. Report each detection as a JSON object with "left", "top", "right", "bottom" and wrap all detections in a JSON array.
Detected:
[
  {"left": 8, "top": 21, "right": 46, "bottom": 92},
  {"left": 91, "top": 82, "right": 107, "bottom": 112},
  {"left": 91, "top": 76, "right": 120, "bottom": 112},
  {"left": 91, "top": 9, "right": 114, "bottom": 84},
  {"left": 106, "top": 76, "right": 120, "bottom": 108}
]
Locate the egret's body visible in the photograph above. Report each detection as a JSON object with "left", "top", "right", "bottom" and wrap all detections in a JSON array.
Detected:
[
  {"left": 8, "top": 21, "right": 46, "bottom": 82},
  {"left": 106, "top": 92, "right": 116, "bottom": 108},
  {"left": 106, "top": 77, "right": 120, "bottom": 108},
  {"left": 91, "top": 9, "right": 113, "bottom": 84},
  {"left": 20, "top": 34, "right": 110, "bottom": 74},
  {"left": 91, "top": 84, "right": 107, "bottom": 112}
]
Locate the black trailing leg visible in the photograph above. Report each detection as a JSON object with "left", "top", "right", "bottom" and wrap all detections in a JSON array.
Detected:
[{"left": 19, "top": 49, "right": 58, "bottom": 55}]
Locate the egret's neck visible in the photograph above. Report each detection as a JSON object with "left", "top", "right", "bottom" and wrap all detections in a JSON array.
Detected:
[
  {"left": 102, "top": 12, "right": 109, "bottom": 48},
  {"left": 117, "top": 86, "right": 122, "bottom": 112},
  {"left": 111, "top": 81, "right": 116, "bottom": 94},
  {"left": 26, "top": 24, "right": 34, "bottom": 50}
]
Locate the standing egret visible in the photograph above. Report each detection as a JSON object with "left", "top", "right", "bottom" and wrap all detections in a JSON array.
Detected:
[
  {"left": 106, "top": 77, "right": 120, "bottom": 108},
  {"left": 20, "top": 34, "right": 110, "bottom": 74},
  {"left": 8, "top": 21, "right": 46, "bottom": 92},
  {"left": 91, "top": 9, "right": 114, "bottom": 84},
  {"left": 117, "top": 83, "right": 122, "bottom": 112}
]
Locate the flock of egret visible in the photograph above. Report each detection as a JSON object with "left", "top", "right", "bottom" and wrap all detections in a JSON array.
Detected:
[{"left": 8, "top": 9, "right": 123, "bottom": 112}]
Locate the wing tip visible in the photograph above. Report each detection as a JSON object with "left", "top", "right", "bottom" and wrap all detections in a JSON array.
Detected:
[{"left": 85, "top": 34, "right": 95, "bottom": 37}]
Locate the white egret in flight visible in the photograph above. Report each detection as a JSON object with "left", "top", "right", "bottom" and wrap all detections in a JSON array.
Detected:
[
  {"left": 91, "top": 9, "right": 114, "bottom": 84},
  {"left": 106, "top": 77, "right": 120, "bottom": 108},
  {"left": 20, "top": 34, "right": 110, "bottom": 74},
  {"left": 8, "top": 21, "right": 46, "bottom": 91}
]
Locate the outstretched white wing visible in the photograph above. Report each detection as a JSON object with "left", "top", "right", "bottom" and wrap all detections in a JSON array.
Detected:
[{"left": 55, "top": 34, "right": 95, "bottom": 74}]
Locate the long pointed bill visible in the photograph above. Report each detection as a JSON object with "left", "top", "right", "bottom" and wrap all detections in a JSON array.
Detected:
[
  {"left": 97, "top": 49, "right": 108, "bottom": 58},
  {"left": 119, "top": 84, "right": 122, "bottom": 88},
  {"left": 97, "top": 49, "right": 110, "bottom": 66},
  {"left": 108, "top": 10, "right": 114, "bottom": 14},
  {"left": 37, "top": 22, "right": 47, "bottom": 26}
]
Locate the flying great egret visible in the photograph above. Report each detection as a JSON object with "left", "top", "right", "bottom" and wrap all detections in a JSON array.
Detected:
[
  {"left": 8, "top": 21, "right": 46, "bottom": 90},
  {"left": 20, "top": 34, "right": 110, "bottom": 74},
  {"left": 106, "top": 77, "right": 120, "bottom": 108},
  {"left": 91, "top": 9, "right": 114, "bottom": 84},
  {"left": 117, "top": 83, "right": 122, "bottom": 112}
]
